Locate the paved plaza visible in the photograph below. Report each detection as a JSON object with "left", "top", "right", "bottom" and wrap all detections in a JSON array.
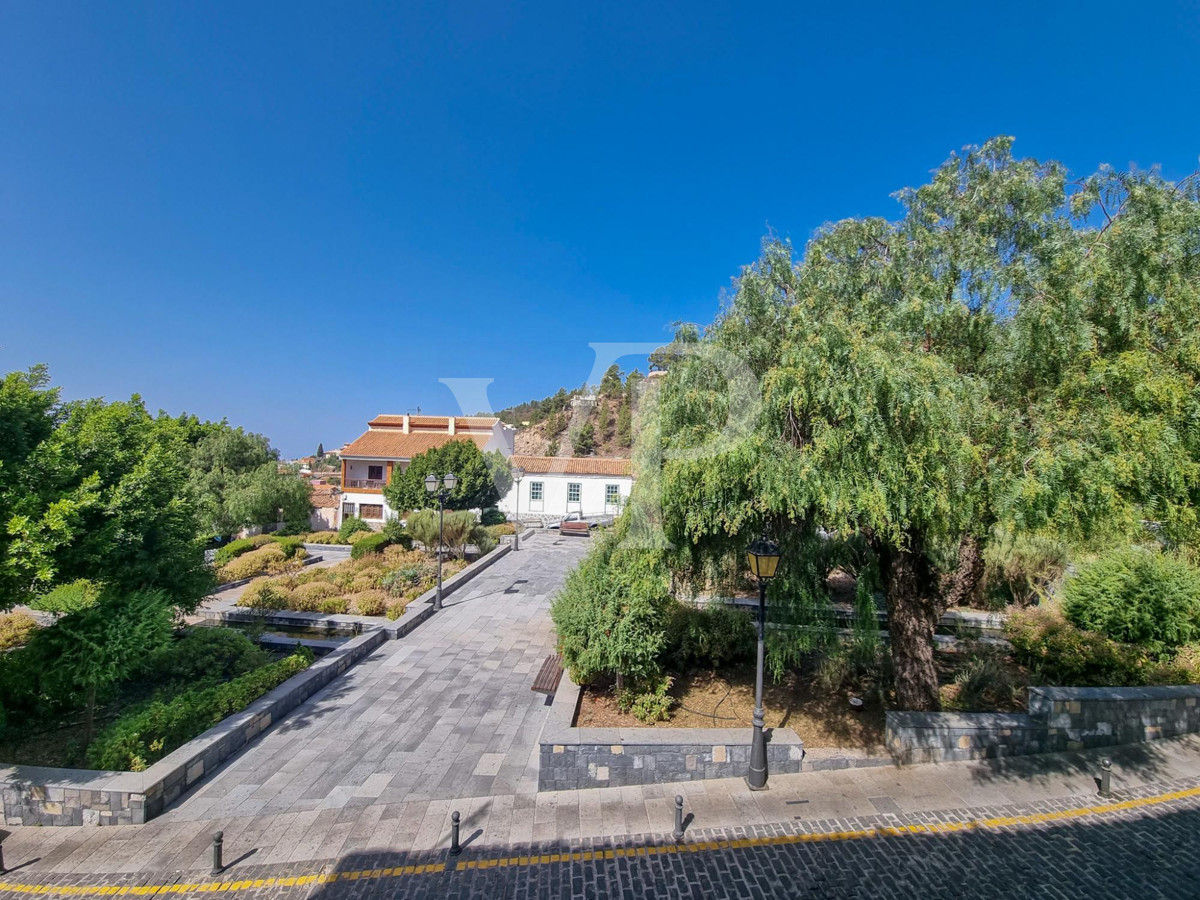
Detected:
[{"left": 4, "top": 533, "right": 1200, "bottom": 897}]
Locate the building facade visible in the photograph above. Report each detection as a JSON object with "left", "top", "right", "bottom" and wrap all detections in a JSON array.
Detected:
[
  {"left": 338, "top": 414, "right": 516, "bottom": 524},
  {"left": 498, "top": 455, "right": 633, "bottom": 521}
]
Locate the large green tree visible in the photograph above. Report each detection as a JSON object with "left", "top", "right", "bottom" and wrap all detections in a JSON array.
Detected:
[
  {"left": 383, "top": 440, "right": 512, "bottom": 512},
  {"left": 651, "top": 138, "right": 1200, "bottom": 710}
]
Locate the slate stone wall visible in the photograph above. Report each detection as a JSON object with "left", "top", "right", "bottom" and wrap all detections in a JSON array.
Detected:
[{"left": 886, "top": 685, "right": 1200, "bottom": 765}]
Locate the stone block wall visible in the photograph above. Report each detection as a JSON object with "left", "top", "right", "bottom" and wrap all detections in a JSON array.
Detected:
[{"left": 886, "top": 685, "right": 1200, "bottom": 765}]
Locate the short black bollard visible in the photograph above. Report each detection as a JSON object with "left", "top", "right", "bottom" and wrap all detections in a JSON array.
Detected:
[
  {"left": 211, "top": 831, "right": 224, "bottom": 877},
  {"left": 672, "top": 795, "right": 685, "bottom": 842},
  {"left": 450, "top": 811, "right": 462, "bottom": 856},
  {"left": 1099, "top": 758, "right": 1113, "bottom": 798}
]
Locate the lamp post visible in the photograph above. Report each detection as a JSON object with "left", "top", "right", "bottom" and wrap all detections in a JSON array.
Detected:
[
  {"left": 424, "top": 471, "right": 458, "bottom": 610},
  {"left": 745, "top": 534, "right": 781, "bottom": 790},
  {"left": 511, "top": 466, "right": 525, "bottom": 551}
]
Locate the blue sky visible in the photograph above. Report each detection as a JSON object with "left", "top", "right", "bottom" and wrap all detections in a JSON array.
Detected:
[{"left": 2, "top": 1, "right": 1198, "bottom": 456}]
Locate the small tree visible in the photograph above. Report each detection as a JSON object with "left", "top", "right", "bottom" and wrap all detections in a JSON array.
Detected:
[
  {"left": 571, "top": 422, "right": 596, "bottom": 456},
  {"left": 615, "top": 400, "right": 633, "bottom": 448},
  {"left": 383, "top": 441, "right": 511, "bottom": 511},
  {"left": 599, "top": 365, "right": 623, "bottom": 398},
  {"left": 316, "top": 442, "right": 324, "bottom": 458}
]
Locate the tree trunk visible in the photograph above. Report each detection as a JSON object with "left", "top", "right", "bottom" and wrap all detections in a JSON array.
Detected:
[
  {"left": 943, "top": 534, "right": 985, "bottom": 611},
  {"left": 876, "top": 535, "right": 941, "bottom": 712}
]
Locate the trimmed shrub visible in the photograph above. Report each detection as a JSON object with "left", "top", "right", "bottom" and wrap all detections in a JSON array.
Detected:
[
  {"left": 385, "top": 599, "right": 408, "bottom": 620},
  {"left": 351, "top": 532, "right": 391, "bottom": 559},
  {"left": 0, "top": 612, "right": 38, "bottom": 652},
  {"left": 271, "top": 536, "right": 306, "bottom": 559},
  {"left": 471, "top": 525, "right": 498, "bottom": 556},
  {"left": 303, "top": 530, "right": 342, "bottom": 545},
  {"left": 1005, "top": 607, "right": 1148, "bottom": 686},
  {"left": 351, "top": 590, "right": 388, "bottom": 616},
  {"left": 1062, "top": 548, "right": 1200, "bottom": 651},
  {"left": 213, "top": 534, "right": 272, "bottom": 568},
  {"left": 218, "top": 544, "right": 305, "bottom": 583},
  {"left": 238, "top": 579, "right": 291, "bottom": 611},
  {"left": 145, "top": 628, "right": 271, "bottom": 689},
  {"left": 338, "top": 516, "right": 374, "bottom": 542},
  {"left": 289, "top": 581, "right": 340, "bottom": 608},
  {"left": 31, "top": 579, "right": 101, "bottom": 615},
  {"left": 480, "top": 507, "right": 507, "bottom": 527},
  {"left": 318, "top": 597, "right": 349, "bottom": 614},
  {"left": 87, "top": 650, "right": 313, "bottom": 771},
  {"left": 486, "top": 523, "right": 516, "bottom": 537}
]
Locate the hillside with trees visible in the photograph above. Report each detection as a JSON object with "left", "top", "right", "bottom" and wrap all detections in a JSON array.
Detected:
[{"left": 498, "top": 365, "right": 645, "bottom": 457}]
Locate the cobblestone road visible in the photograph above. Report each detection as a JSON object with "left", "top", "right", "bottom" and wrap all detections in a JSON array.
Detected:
[{"left": 7, "top": 777, "right": 1200, "bottom": 898}]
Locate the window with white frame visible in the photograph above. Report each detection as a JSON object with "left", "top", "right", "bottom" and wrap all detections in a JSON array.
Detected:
[
  {"left": 529, "top": 481, "right": 544, "bottom": 501},
  {"left": 567, "top": 482, "right": 581, "bottom": 503},
  {"left": 605, "top": 484, "right": 621, "bottom": 505}
]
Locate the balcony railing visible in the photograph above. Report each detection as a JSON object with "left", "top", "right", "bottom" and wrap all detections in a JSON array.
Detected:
[{"left": 346, "top": 478, "right": 386, "bottom": 490}]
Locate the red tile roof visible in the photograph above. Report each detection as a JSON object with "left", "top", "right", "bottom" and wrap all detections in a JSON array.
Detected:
[
  {"left": 340, "top": 431, "right": 492, "bottom": 460},
  {"left": 311, "top": 484, "right": 341, "bottom": 509},
  {"left": 511, "top": 455, "right": 632, "bottom": 477}
]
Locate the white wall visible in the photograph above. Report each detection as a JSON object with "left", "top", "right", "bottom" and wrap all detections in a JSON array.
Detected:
[{"left": 498, "top": 474, "right": 632, "bottom": 520}]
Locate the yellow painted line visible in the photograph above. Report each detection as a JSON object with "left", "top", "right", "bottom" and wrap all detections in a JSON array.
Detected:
[{"left": 4, "top": 784, "right": 1199, "bottom": 895}]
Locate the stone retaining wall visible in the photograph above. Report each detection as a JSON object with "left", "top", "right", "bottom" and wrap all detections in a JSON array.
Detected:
[
  {"left": 886, "top": 685, "right": 1200, "bottom": 765},
  {"left": 538, "top": 676, "right": 890, "bottom": 791}
]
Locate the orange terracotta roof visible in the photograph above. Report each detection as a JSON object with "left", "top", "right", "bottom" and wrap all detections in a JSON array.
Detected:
[
  {"left": 340, "top": 431, "right": 491, "bottom": 460},
  {"left": 311, "top": 485, "right": 341, "bottom": 509},
  {"left": 511, "top": 455, "right": 633, "bottom": 477}
]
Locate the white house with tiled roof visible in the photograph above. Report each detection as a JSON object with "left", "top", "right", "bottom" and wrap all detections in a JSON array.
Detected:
[
  {"left": 338, "top": 414, "right": 516, "bottom": 524},
  {"left": 498, "top": 455, "right": 633, "bottom": 521}
]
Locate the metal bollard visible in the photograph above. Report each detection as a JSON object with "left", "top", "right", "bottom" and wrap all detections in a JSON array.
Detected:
[
  {"left": 211, "top": 831, "right": 224, "bottom": 877},
  {"left": 450, "top": 811, "right": 462, "bottom": 856},
  {"left": 0, "top": 835, "right": 6, "bottom": 875},
  {"left": 672, "top": 795, "right": 685, "bottom": 842},
  {"left": 1099, "top": 758, "right": 1112, "bottom": 798}
]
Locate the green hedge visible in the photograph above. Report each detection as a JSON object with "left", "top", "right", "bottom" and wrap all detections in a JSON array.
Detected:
[
  {"left": 213, "top": 534, "right": 305, "bottom": 569},
  {"left": 87, "top": 649, "right": 313, "bottom": 772}
]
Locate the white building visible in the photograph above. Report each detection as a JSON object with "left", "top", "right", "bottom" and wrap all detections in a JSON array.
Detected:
[
  {"left": 338, "top": 414, "right": 516, "bottom": 525},
  {"left": 498, "top": 455, "right": 633, "bottom": 522}
]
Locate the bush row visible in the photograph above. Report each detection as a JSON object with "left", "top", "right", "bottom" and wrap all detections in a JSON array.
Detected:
[
  {"left": 87, "top": 649, "right": 314, "bottom": 772},
  {"left": 217, "top": 543, "right": 308, "bottom": 583}
]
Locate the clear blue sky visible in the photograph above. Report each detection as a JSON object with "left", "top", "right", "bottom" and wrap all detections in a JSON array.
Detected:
[{"left": 3, "top": 2, "right": 1198, "bottom": 456}]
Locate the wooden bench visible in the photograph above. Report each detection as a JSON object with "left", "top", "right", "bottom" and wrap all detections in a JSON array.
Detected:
[
  {"left": 560, "top": 520, "right": 591, "bottom": 537},
  {"left": 531, "top": 654, "right": 565, "bottom": 696}
]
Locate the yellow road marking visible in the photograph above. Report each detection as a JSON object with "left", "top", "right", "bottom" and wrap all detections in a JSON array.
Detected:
[{"left": 3, "top": 784, "right": 1198, "bottom": 895}]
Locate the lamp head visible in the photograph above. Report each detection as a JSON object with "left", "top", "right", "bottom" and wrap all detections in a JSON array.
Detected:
[
  {"left": 513, "top": 466, "right": 525, "bottom": 482},
  {"left": 746, "top": 536, "right": 781, "bottom": 582},
  {"left": 424, "top": 473, "right": 438, "bottom": 493},
  {"left": 443, "top": 472, "right": 458, "bottom": 491}
]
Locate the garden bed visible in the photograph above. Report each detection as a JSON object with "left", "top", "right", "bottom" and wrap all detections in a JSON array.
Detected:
[{"left": 576, "top": 666, "right": 887, "bottom": 751}]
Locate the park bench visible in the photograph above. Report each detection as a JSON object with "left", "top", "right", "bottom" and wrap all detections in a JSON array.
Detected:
[
  {"left": 531, "top": 653, "right": 565, "bottom": 696},
  {"left": 559, "top": 519, "right": 590, "bottom": 537}
]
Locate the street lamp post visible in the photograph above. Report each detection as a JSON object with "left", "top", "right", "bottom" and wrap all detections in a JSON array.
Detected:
[
  {"left": 424, "top": 471, "right": 458, "bottom": 610},
  {"left": 745, "top": 535, "right": 781, "bottom": 791},
  {"left": 511, "top": 466, "right": 525, "bottom": 551}
]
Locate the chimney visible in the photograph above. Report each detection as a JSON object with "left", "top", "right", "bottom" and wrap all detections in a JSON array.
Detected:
[
  {"left": 448, "top": 416, "right": 456, "bottom": 434},
  {"left": 402, "top": 414, "right": 410, "bottom": 434}
]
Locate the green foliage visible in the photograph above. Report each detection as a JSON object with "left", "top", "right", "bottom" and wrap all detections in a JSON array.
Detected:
[
  {"left": 351, "top": 591, "right": 387, "bottom": 616},
  {"left": 351, "top": 532, "right": 392, "bottom": 559},
  {"left": 1062, "top": 548, "right": 1200, "bottom": 651},
  {"left": 666, "top": 602, "right": 755, "bottom": 671},
  {"left": 383, "top": 441, "right": 512, "bottom": 512},
  {"left": 551, "top": 520, "right": 672, "bottom": 688},
  {"left": 217, "top": 543, "right": 305, "bottom": 583},
  {"left": 480, "top": 507, "right": 507, "bottom": 527},
  {"left": 144, "top": 627, "right": 271, "bottom": 690},
  {"left": 599, "top": 364, "right": 624, "bottom": 398},
  {"left": 618, "top": 675, "right": 675, "bottom": 723},
  {"left": 944, "top": 647, "right": 1022, "bottom": 712},
  {"left": 441, "top": 511, "right": 478, "bottom": 558},
  {"left": 1005, "top": 607, "right": 1148, "bottom": 686},
  {"left": 981, "top": 529, "right": 1068, "bottom": 609},
  {"left": 405, "top": 510, "right": 440, "bottom": 551},
  {"left": 471, "top": 525, "right": 498, "bottom": 556},
  {"left": 337, "top": 516, "right": 374, "bottom": 542},
  {"left": 213, "top": 534, "right": 272, "bottom": 568},
  {"left": 87, "top": 650, "right": 313, "bottom": 771},
  {"left": 546, "top": 438, "right": 560, "bottom": 457},
  {"left": 30, "top": 578, "right": 101, "bottom": 615},
  {"left": 380, "top": 517, "right": 413, "bottom": 548},
  {"left": 615, "top": 400, "right": 633, "bottom": 448},
  {"left": 571, "top": 421, "right": 596, "bottom": 456}
]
